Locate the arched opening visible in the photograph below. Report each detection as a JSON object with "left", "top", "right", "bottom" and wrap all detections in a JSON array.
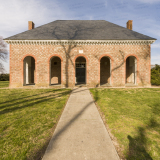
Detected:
[
  {"left": 126, "top": 56, "right": 137, "bottom": 84},
  {"left": 50, "top": 56, "right": 61, "bottom": 85},
  {"left": 23, "top": 56, "right": 35, "bottom": 85},
  {"left": 75, "top": 56, "right": 86, "bottom": 84},
  {"left": 100, "top": 56, "right": 111, "bottom": 85}
]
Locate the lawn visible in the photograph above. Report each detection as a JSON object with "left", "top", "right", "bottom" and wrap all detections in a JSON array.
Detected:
[
  {"left": 0, "top": 88, "right": 71, "bottom": 160},
  {"left": 0, "top": 81, "right": 9, "bottom": 88},
  {"left": 90, "top": 88, "right": 160, "bottom": 160}
]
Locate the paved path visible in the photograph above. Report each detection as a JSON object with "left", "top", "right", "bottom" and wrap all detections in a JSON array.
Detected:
[{"left": 42, "top": 87, "right": 119, "bottom": 160}]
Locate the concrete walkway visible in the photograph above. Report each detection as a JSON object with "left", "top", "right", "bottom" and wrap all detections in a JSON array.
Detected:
[{"left": 42, "top": 87, "right": 119, "bottom": 160}]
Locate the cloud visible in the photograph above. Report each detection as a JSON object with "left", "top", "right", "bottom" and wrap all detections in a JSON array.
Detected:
[
  {"left": 104, "top": 1, "right": 107, "bottom": 7},
  {"left": 135, "top": 0, "right": 160, "bottom": 3},
  {"left": 151, "top": 55, "right": 160, "bottom": 65},
  {"left": 0, "top": 0, "right": 160, "bottom": 71},
  {"left": 144, "top": 28, "right": 160, "bottom": 38},
  {"left": 0, "top": 0, "right": 74, "bottom": 72},
  {"left": 152, "top": 43, "right": 160, "bottom": 49},
  {"left": 0, "top": 0, "right": 71, "bottom": 38}
]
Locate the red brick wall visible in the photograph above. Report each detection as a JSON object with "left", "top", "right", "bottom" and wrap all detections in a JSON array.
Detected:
[{"left": 9, "top": 44, "right": 151, "bottom": 88}]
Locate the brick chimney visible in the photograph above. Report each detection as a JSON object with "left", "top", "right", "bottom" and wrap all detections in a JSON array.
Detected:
[
  {"left": 126, "top": 20, "right": 133, "bottom": 30},
  {"left": 28, "top": 21, "right": 35, "bottom": 30}
]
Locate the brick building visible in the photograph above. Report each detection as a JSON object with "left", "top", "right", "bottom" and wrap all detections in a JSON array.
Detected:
[{"left": 4, "top": 20, "right": 156, "bottom": 88}]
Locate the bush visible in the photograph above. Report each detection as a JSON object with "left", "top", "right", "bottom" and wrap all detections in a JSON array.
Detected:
[
  {"left": 0, "top": 74, "right": 9, "bottom": 81},
  {"left": 151, "top": 64, "right": 160, "bottom": 85}
]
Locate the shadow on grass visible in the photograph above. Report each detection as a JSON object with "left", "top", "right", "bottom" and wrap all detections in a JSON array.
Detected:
[
  {"left": 41, "top": 101, "right": 93, "bottom": 159},
  {"left": 0, "top": 88, "right": 73, "bottom": 160},
  {"left": 0, "top": 87, "right": 91, "bottom": 159},
  {"left": 127, "top": 127, "right": 153, "bottom": 160},
  {"left": 90, "top": 88, "right": 160, "bottom": 160},
  {"left": 127, "top": 117, "right": 159, "bottom": 160},
  {"left": 0, "top": 89, "right": 71, "bottom": 115},
  {"left": 29, "top": 138, "right": 51, "bottom": 160},
  {"left": 0, "top": 88, "right": 88, "bottom": 116},
  {"left": 0, "top": 88, "right": 89, "bottom": 108},
  {"left": 30, "top": 87, "right": 94, "bottom": 160},
  {"left": 92, "top": 88, "right": 99, "bottom": 102},
  {"left": 126, "top": 99, "right": 160, "bottom": 160},
  {"left": 0, "top": 89, "right": 61, "bottom": 105}
]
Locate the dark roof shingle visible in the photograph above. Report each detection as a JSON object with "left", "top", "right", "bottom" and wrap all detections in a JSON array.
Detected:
[{"left": 4, "top": 20, "right": 156, "bottom": 40}]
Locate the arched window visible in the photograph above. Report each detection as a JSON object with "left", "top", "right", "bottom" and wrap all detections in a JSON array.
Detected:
[{"left": 23, "top": 56, "right": 35, "bottom": 85}]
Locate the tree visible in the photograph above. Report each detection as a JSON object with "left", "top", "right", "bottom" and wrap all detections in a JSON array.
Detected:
[
  {"left": 0, "top": 36, "right": 8, "bottom": 73},
  {"left": 151, "top": 64, "right": 160, "bottom": 85}
]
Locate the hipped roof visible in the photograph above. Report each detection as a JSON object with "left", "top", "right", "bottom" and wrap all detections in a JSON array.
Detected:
[{"left": 4, "top": 20, "right": 156, "bottom": 40}]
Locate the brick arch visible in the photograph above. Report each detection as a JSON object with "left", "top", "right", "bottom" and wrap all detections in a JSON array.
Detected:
[
  {"left": 48, "top": 54, "right": 63, "bottom": 85},
  {"left": 124, "top": 54, "right": 139, "bottom": 62},
  {"left": 22, "top": 54, "right": 37, "bottom": 85},
  {"left": 48, "top": 54, "right": 63, "bottom": 62},
  {"left": 99, "top": 54, "right": 114, "bottom": 85},
  {"left": 74, "top": 54, "right": 89, "bottom": 84},
  {"left": 22, "top": 54, "right": 37, "bottom": 62},
  {"left": 124, "top": 54, "right": 139, "bottom": 84},
  {"left": 99, "top": 54, "right": 114, "bottom": 62},
  {"left": 74, "top": 54, "right": 89, "bottom": 63}
]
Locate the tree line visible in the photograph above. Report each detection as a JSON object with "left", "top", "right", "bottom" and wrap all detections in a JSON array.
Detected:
[
  {"left": 0, "top": 74, "right": 9, "bottom": 81},
  {"left": 151, "top": 64, "right": 160, "bottom": 86}
]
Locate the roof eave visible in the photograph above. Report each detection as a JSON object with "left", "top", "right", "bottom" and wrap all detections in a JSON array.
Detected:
[{"left": 4, "top": 39, "right": 156, "bottom": 45}]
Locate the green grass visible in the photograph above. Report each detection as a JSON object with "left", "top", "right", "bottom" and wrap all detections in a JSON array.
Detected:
[
  {"left": 0, "top": 81, "right": 9, "bottom": 88},
  {"left": 90, "top": 88, "right": 160, "bottom": 160},
  {"left": 0, "top": 88, "right": 71, "bottom": 160}
]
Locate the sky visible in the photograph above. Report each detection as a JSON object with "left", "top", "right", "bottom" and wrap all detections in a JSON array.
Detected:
[{"left": 0, "top": 0, "right": 160, "bottom": 73}]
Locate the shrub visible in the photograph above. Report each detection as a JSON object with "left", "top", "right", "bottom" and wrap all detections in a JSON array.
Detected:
[
  {"left": 151, "top": 64, "right": 160, "bottom": 85},
  {"left": 0, "top": 74, "right": 9, "bottom": 81}
]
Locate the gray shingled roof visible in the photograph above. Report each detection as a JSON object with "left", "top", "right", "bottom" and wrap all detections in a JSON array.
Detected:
[{"left": 4, "top": 20, "right": 156, "bottom": 40}]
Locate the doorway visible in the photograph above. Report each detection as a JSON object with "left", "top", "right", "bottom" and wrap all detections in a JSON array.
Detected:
[
  {"left": 23, "top": 56, "right": 35, "bottom": 85},
  {"left": 75, "top": 57, "right": 86, "bottom": 84},
  {"left": 100, "top": 56, "right": 111, "bottom": 85},
  {"left": 126, "top": 56, "right": 137, "bottom": 84},
  {"left": 50, "top": 56, "right": 61, "bottom": 85}
]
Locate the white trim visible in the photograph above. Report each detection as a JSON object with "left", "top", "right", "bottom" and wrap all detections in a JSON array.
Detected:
[{"left": 4, "top": 39, "right": 156, "bottom": 45}]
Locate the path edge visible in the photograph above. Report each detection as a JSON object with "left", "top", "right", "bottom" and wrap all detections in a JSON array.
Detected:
[
  {"left": 89, "top": 88, "right": 123, "bottom": 160},
  {"left": 38, "top": 89, "right": 72, "bottom": 160}
]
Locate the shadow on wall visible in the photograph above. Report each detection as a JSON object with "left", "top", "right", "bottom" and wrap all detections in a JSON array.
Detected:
[
  {"left": 111, "top": 48, "right": 150, "bottom": 86},
  {"left": 52, "top": 25, "right": 150, "bottom": 87},
  {"left": 52, "top": 25, "right": 87, "bottom": 87}
]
